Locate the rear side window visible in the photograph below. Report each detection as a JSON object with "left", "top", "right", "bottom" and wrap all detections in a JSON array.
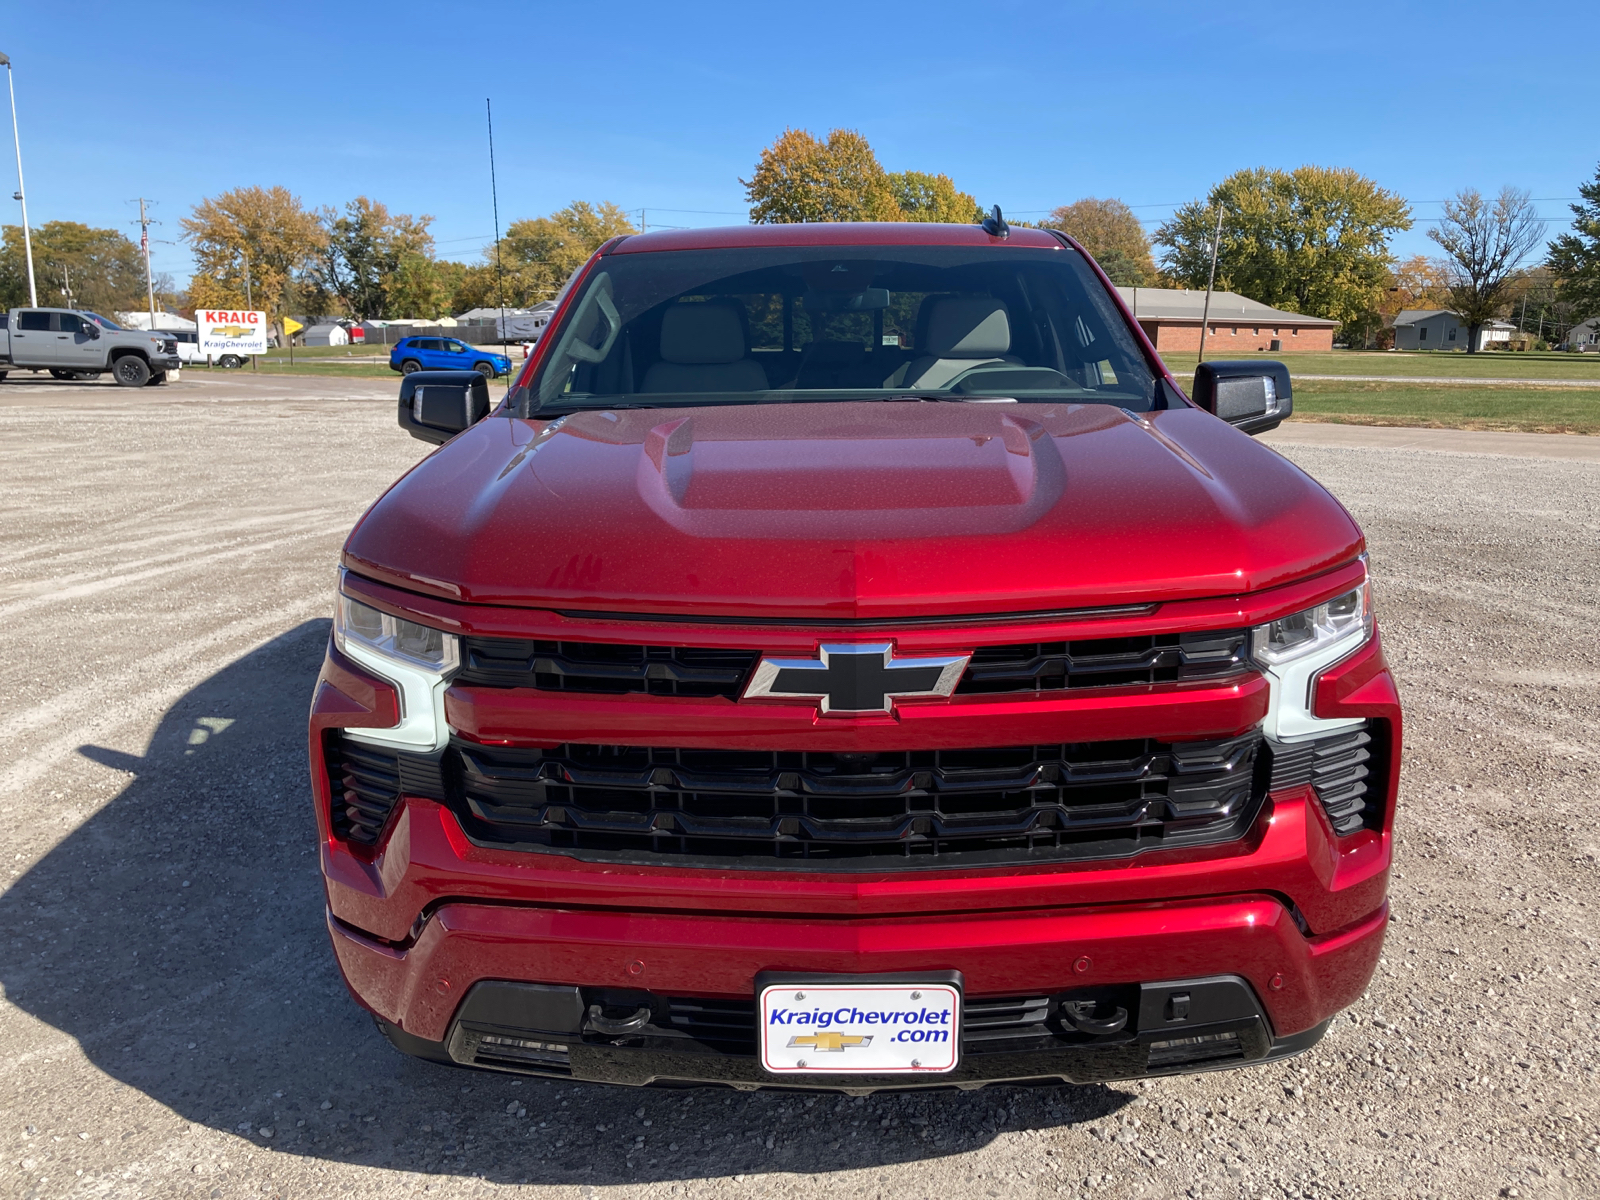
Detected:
[{"left": 17, "top": 311, "right": 50, "bottom": 331}]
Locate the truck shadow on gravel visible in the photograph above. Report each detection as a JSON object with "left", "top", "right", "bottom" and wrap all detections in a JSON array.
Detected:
[{"left": 2, "top": 621, "right": 1131, "bottom": 1184}]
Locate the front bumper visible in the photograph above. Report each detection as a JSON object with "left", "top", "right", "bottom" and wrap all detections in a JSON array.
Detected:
[{"left": 310, "top": 606, "right": 1401, "bottom": 1090}]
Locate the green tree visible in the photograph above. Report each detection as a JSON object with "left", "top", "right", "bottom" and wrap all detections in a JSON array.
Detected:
[
  {"left": 1547, "top": 162, "right": 1600, "bottom": 324},
  {"left": 744, "top": 128, "right": 904, "bottom": 223},
  {"left": 1155, "top": 166, "right": 1412, "bottom": 329},
  {"left": 887, "top": 171, "right": 981, "bottom": 223},
  {"left": 1428, "top": 186, "right": 1543, "bottom": 353},
  {"left": 0, "top": 221, "right": 148, "bottom": 313},
  {"left": 494, "top": 201, "right": 636, "bottom": 305},
  {"left": 312, "top": 196, "right": 436, "bottom": 319},
  {"left": 1042, "top": 198, "right": 1157, "bottom": 285},
  {"left": 180, "top": 185, "right": 326, "bottom": 318}
]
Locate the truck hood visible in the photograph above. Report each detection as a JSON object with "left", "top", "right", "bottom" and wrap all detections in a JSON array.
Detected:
[{"left": 344, "top": 402, "right": 1362, "bottom": 619}]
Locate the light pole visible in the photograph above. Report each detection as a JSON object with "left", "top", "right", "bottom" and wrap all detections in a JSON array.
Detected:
[{"left": 0, "top": 51, "right": 38, "bottom": 307}]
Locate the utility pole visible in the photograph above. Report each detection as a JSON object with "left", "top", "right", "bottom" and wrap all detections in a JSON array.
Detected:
[
  {"left": 133, "top": 197, "right": 158, "bottom": 330},
  {"left": 0, "top": 51, "right": 38, "bottom": 307},
  {"left": 244, "top": 256, "right": 258, "bottom": 371},
  {"left": 1196, "top": 206, "right": 1224, "bottom": 365},
  {"left": 52, "top": 260, "right": 72, "bottom": 308}
]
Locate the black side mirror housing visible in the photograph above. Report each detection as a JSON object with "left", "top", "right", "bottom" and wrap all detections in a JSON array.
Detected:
[
  {"left": 85, "top": 322, "right": 101, "bottom": 339},
  {"left": 398, "top": 370, "right": 492, "bottom": 444},
  {"left": 1191, "top": 360, "right": 1292, "bottom": 435}
]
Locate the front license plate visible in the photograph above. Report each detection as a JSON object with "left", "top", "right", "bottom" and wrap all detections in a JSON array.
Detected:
[{"left": 759, "top": 982, "right": 960, "bottom": 1075}]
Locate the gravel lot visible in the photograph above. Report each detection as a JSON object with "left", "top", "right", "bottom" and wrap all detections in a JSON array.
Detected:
[{"left": 0, "top": 373, "right": 1596, "bottom": 1199}]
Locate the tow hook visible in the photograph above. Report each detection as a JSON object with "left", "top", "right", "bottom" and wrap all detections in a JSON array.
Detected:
[
  {"left": 585, "top": 1004, "right": 652, "bottom": 1036},
  {"left": 1062, "top": 1000, "right": 1129, "bottom": 1036}
]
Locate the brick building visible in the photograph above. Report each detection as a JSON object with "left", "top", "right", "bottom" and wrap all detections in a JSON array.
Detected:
[{"left": 1117, "top": 287, "right": 1338, "bottom": 352}]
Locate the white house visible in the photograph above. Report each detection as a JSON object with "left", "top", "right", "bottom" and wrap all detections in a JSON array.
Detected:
[
  {"left": 116, "top": 311, "right": 197, "bottom": 332},
  {"left": 1392, "top": 310, "right": 1516, "bottom": 351},
  {"left": 303, "top": 323, "right": 350, "bottom": 347},
  {"left": 1563, "top": 317, "right": 1599, "bottom": 350}
]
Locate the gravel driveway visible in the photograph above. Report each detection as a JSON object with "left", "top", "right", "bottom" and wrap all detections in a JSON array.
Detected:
[{"left": 0, "top": 374, "right": 1595, "bottom": 1199}]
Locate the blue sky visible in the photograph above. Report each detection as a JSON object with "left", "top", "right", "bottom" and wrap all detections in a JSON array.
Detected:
[{"left": 3, "top": 1, "right": 1594, "bottom": 289}]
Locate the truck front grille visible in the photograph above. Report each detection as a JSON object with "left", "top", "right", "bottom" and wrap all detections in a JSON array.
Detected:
[
  {"left": 454, "top": 628, "right": 1251, "bottom": 702},
  {"left": 446, "top": 732, "right": 1264, "bottom": 867}
]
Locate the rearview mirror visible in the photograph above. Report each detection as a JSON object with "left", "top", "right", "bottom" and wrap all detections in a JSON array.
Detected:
[
  {"left": 398, "top": 370, "right": 492, "bottom": 444},
  {"left": 1191, "top": 360, "right": 1292, "bottom": 435}
]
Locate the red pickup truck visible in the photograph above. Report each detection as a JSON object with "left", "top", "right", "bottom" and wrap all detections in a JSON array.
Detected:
[{"left": 309, "top": 218, "right": 1400, "bottom": 1091}]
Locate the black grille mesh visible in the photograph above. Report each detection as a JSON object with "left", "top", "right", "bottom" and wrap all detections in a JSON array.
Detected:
[
  {"left": 1268, "top": 723, "right": 1380, "bottom": 836},
  {"left": 955, "top": 630, "right": 1249, "bottom": 694},
  {"left": 448, "top": 732, "right": 1263, "bottom": 867},
  {"left": 453, "top": 629, "right": 1251, "bottom": 701}
]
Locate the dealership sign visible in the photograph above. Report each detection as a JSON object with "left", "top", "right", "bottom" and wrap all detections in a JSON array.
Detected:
[{"left": 198, "top": 309, "right": 268, "bottom": 356}]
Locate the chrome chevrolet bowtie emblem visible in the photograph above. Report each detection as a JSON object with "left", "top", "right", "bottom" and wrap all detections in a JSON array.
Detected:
[{"left": 742, "top": 643, "right": 970, "bottom": 716}]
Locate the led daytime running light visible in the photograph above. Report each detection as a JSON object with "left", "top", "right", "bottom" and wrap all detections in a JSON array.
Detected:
[{"left": 336, "top": 591, "right": 459, "bottom": 673}]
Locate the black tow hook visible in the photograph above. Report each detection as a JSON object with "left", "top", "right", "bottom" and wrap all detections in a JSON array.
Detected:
[
  {"left": 585, "top": 1004, "right": 652, "bottom": 1036},
  {"left": 1061, "top": 1000, "right": 1129, "bottom": 1036}
]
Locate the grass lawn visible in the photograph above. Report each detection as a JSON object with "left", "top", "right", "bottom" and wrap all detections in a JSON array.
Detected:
[
  {"left": 1289, "top": 379, "right": 1600, "bottom": 435},
  {"left": 1158, "top": 349, "right": 1600, "bottom": 382}
]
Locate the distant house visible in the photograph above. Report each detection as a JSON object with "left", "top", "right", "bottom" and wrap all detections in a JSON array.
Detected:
[
  {"left": 1392, "top": 310, "right": 1515, "bottom": 352},
  {"left": 116, "top": 311, "right": 197, "bottom": 332},
  {"left": 1563, "top": 317, "right": 1599, "bottom": 350},
  {"left": 1115, "top": 288, "right": 1337, "bottom": 352},
  {"left": 303, "top": 323, "right": 349, "bottom": 347}
]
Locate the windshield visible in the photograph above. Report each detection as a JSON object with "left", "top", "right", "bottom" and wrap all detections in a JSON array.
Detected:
[
  {"left": 513, "top": 243, "right": 1159, "bottom": 416},
  {"left": 85, "top": 312, "right": 124, "bottom": 330}
]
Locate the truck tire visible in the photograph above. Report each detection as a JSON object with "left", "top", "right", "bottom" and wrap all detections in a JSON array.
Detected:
[
  {"left": 473, "top": 361, "right": 497, "bottom": 379},
  {"left": 112, "top": 356, "right": 151, "bottom": 388},
  {"left": 218, "top": 355, "right": 243, "bottom": 369},
  {"left": 400, "top": 359, "right": 423, "bottom": 375}
]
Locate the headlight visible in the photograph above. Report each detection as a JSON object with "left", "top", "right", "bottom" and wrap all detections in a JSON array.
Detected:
[
  {"left": 1251, "top": 568, "right": 1371, "bottom": 667},
  {"left": 335, "top": 592, "right": 459, "bottom": 672}
]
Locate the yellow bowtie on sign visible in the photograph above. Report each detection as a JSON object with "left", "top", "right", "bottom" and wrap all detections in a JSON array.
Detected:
[{"left": 787, "top": 1032, "right": 870, "bottom": 1052}]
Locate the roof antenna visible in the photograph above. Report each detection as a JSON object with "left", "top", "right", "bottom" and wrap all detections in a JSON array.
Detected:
[{"left": 981, "top": 204, "right": 1010, "bottom": 238}]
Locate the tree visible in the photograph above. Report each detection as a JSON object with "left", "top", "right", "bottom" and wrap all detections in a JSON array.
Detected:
[
  {"left": 1547, "top": 161, "right": 1600, "bottom": 324},
  {"left": 180, "top": 185, "right": 326, "bottom": 318},
  {"left": 1042, "top": 198, "right": 1157, "bottom": 285},
  {"left": 310, "top": 196, "right": 436, "bottom": 319},
  {"left": 887, "top": 171, "right": 981, "bottom": 224},
  {"left": 1155, "top": 166, "right": 1412, "bottom": 330},
  {"left": 495, "top": 201, "right": 636, "bottom": 305},
  {"left": 0, "top": 221, "right": 148, "bottom": 313},
  {"left": 1428, "top": 186, "right": 1543, "bottom": 353},
  {"left": 434, "top": 259, "right": 498, "bottom": 315},
  {"left": 744, "top": 129, "right": 903, "bottom": 223}
]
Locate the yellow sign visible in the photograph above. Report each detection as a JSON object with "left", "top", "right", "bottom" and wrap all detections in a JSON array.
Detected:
[
  {"left": 283, "top": 317, "right": 304, "bottom": 335},
  {"left": 787, "top": 1032, "right": 870, "bottom": 1052}
]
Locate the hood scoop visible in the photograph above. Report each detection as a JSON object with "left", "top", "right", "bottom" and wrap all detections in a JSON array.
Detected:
[{"left": 635, "top": 410, "right": 1066, "bottom": 540}]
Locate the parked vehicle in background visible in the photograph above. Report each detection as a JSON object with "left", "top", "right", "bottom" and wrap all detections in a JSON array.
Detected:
[
  {"left": 0, "top": 307, "right": 181, "bottom": 385},
  {"left": 315, "top": 220, "right": 1402, "bottom": 1092},
  {"left": 388, "top": 335, "right": 512, "bottom": 378}
]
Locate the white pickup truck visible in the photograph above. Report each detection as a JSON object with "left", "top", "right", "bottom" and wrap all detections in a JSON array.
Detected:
[{"left": 0, "top": 307, "right": 183, "bottom": 385}]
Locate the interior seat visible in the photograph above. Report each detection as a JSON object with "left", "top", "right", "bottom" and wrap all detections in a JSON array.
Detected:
[
  {"left": 886, "top": 296, "right": 1019, "bottom": 390},
  {"left": 641, "top": 304, "right": 769, "bottom": 393}
]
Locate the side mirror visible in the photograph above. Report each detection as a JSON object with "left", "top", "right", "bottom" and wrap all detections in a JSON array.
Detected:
[
  {"left": 1191, "top": 360, "right": 1292, "bottom": 435},
  {"left": 85, "top": 323, "right": 101, "bottom": 339},
  {"left": 398, "top": 370, "right": 492, "bottom": 444}
]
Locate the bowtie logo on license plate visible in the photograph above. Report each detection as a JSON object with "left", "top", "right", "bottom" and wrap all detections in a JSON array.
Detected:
[{"left": 741, "top": 643, "right": 971, "bottom": 716}]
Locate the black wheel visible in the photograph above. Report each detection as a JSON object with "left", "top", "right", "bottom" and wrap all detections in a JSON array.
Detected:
[
  {"left": 473, "top": 361, "right": 496, "bottom": 379},
  {"left": 400, "top": 359, "right": 423, "bottom": 375},
  {"left": 218, "top": 354, "right": 243, "bottom": 369},
  {"left": 49, "top": 368, "right": 84, "bottom": 381},
  {"left": 112, "top": 356, "right": 151, "bottom": 388}
]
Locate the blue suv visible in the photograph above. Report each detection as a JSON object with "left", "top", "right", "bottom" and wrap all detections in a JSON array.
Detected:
[{"left": 389, "top": 336, "right": 512, "bottom": 378}]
